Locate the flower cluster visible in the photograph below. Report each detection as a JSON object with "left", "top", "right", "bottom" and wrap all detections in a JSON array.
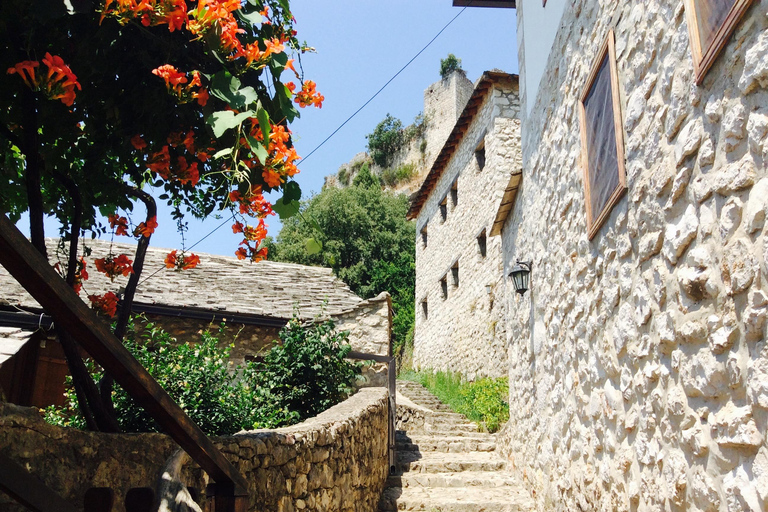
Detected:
[
  {"left": 164, "top": 250, "right": 201, "bottom": 270},
  {"left": 108, "top": 214, "right": 130, "bottom": 236},
  {"left": 229, "top": 188, "right": 272, "bottom": 262},
  {"left": 88, "top": 291, "right": 119, "bottom": 317},
  {"left": 94, "top": 254, "right": 134, "bottom": 280},
  {"left": 134, "top": 216, "right": 158, "bottom": 237},
  {"left": 7, "top": 53, "right": 81, "bottom": 106},
  {"left": 134, "top": 130, "right": 205, "bottom": 187},
  {"left": 291, "top": 80, "right": 324, "bottom": 109},
  {"left": 151, "top": 65, "right": 208, "bottom": 106}
]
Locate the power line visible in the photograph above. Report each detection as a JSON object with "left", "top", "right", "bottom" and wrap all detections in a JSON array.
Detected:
[{"left": 299, "top": 4, "right": 471, "bottom": 164}]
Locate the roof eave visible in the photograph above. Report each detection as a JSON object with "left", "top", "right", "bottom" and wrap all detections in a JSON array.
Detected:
[
  {"left": 452, "top": 0, "right": 515, "bottom": 7},
  {"left": 489, "top": 170, "right": 522, "bottom": 237}
]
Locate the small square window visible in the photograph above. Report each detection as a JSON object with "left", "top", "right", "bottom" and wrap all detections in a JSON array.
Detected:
[
  {"left": 450, "top": 180, "right": 458, "bottom": 208},
  {"left": 420, "top": 224, "right": 428, "bottom": 248},
  {"left": 421, "top": 298, "right": 428, "bottom": 319},
  {"left": 684, "top": 0, "right": 754, "bottom": 83},
  {"left": 440, "top": 275, "right": 448, "bottom": 300},
  {"left": 579, "top": 30, "right": 627, "bottom": 240},
  {"left": 451, "top": 261, "right": 459, "bottom": 288},
  {"left": 477, "top": 230, "right": 487, "bottom": 258},
  {"left": 439, "top": 196, "right": 448, "bottom": 222},
  {"left": 475, "top": 143, "right": 486, "bottom": 171}
]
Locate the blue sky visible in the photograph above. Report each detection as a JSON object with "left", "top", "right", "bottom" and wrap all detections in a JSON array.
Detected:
[{"left": 19, "top": 1, "right": 518, "bottom": 257}]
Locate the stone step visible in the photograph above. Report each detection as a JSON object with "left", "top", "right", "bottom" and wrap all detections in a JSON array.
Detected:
[
  {"left": 378, "top": 485, "right": 534, "bottom": 511},
  {"left": 424, "top": 421, "right": 479, "bottom": 433},
  {"left": 386, "top": 471, "right": 520, "bottom": 489},
  {"left": 395, "top": 451, "right": 506, "bottom": 474},
  {"left": 396, "top": 436, "right": 496, "bottom": 453},
  {"left": 396, "top": 430, "right": 492, "bottom": 440}
]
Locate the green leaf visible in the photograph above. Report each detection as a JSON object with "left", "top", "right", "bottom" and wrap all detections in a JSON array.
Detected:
[
  {"left": 283, "top": 180, "right": 301, "bottom": 202},
  {"left": 212, "top": 148, "right": 232, "bottom": 160},
  {"left": 246, "top": 136, "right": 269, "bottom": 165},
  {"left": 272, "top": 198, "right": 300, "bottom": 219},
  {"left": 305, "top": 237, "right": 322, "bottom": 255},
  {"left": 257, "top": 108, "right": 271, "bottom": 144},
  {"left": 207, "top": 110, "right": 254, "bottom": 138},
  {"left": 239, "top": 9, "right": 263, "bottom": 25}
]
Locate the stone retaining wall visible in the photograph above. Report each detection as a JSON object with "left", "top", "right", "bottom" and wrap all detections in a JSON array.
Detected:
[
  {"left": 0, "top": 387, "right": 389, "bottom": 512},
  {"left": 498, "top": 1, "right": 768, "bottom": 510}
]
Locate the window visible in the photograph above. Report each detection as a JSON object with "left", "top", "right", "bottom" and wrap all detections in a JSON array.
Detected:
[
  {"left": 684, "top": 0, "right": 754, "bottom": 83},
  {"left": 439, "top": 196, "right": 448, "bottom": 222},
  {"left": 421, "top": 298, "right": 428, "bottom": 319},
  {"left": 420, "top": 224, "right": 428, "bottom": 248},
  {"left": 579, "top": 30, "right": 627, "bottom": 240},
  {"left": 440, "top": 275, "right": 448, "bottom": 300},
  {"left": 475, "top": 141, "right": 486, "bottom": 171},
  {"left": 450, "top": 180, "right": 458, "bottom": 208},
  {"left": 477, "top": 229, "right": 487, "bottom": 258},
  {"left": 451, "top": 261, "right": 459, "bottom": 288}
]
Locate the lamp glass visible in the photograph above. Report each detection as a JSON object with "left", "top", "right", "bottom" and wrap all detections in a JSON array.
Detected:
[{"left": 510, "top": 264, "right": 530, "bottom": 295}]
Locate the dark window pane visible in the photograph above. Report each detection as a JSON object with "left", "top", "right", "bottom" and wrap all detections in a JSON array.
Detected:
[
  {"left": 584, "top": 53, "right": 619, "bottom": 221},
  {"left": 694, "top": 0, "right": 735, "bottom": 51}
]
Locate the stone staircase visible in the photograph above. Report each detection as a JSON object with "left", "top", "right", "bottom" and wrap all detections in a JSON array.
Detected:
[{"left": 378, "top": 380, "right": 534, "bottom": 512}]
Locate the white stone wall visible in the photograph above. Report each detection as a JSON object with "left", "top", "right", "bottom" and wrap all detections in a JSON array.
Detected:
[
  {"left": 414, "top": 81, "right": 521, "bottom": 380},
  {"left": 498, "top": 1, "right": 768, "bottom": 510}
]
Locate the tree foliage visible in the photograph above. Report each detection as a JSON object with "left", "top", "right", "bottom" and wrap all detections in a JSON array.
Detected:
[
  {"left": 45, "top": 316, "right": 362, "bottom": 435},
  {"left": 267, "top": 164, "right": 415, "bottom": 352},
  {"left": 365, "top": 113, "right": 404, "bottom": 168},
  {"left": 0, "top": 0, "right": 321, "bottom": 431},
  {"left": 439, "top": 53, "right": 464, "bottom": 79}
]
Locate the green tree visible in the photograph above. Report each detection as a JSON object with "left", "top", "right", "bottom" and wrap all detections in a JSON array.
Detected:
[
  {"left": 267, "top": 164, "right": 415, "bottom": 353},
  {"left": 440, "top": 53, "right": 464, "bottom": 79},
  {"left": 365, "top": 113, "right": 404, "bottom": 167},
  {"left": 1, "top": 0, "right": 318, "bottom": 431}
]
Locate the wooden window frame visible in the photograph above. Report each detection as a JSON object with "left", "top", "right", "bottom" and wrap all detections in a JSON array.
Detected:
[
  {"left": 684, "top": 0, "right": 754, "bottom": 84},
  {"left": 450, "top": 180, "right": 458, "bottom": 208},
  {"left": 451, "top": 260, "right": 459, "bottom": 288},
  {"left": 440, "top": 274, "right": 448, "bottom": 300},
  {"left": 579, "top": 29, "right": 627, "bottom": 240}
]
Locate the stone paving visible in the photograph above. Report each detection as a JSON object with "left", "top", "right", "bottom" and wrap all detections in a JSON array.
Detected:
[{"left": 379, "top": 380, "right": 534, "bottom": 512}]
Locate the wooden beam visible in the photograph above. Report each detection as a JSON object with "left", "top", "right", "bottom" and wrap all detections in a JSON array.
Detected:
[
  {"left": 0, "top": 214, "right": 249, "bottom": 498},
  {"left": 0, "top": 452, "right": 77, "bottom": 512}
]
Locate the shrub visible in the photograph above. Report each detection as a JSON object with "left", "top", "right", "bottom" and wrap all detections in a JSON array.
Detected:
[
  {"left": 399, "top": 370, "right": 509, "bottom": 432},
  {"left": 337, "top": 167, "right": 349, "bottom": 186},
  {"left": 366, "top": 114, "right": 404, "bottom": 167},
  {"left": 439, "top": 54, "right": 464, "bottom": 79},
  {"left": 44, "top": 317, "right": 362, "bottom": 434},
  {"left": 255, "top": 318, "right": 362, "bottom": 422}
]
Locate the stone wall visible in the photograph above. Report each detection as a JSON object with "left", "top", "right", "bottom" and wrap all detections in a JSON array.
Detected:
[
  {"left": 414, "top": 80, "right": 521, "bottom": 380},
  {"left": 423, "top": 71, "right": 475, "bottom": 172},
  {"left": 498, "top": 1, "right": 768, "bottom": 510},
  {"left": 0, "top": 388, "right": 389, "bottom": 512}
]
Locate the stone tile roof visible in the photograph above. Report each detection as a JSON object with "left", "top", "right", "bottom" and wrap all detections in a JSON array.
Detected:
[
  {"left": 0, "top": 239, "right": 362, "bottom": 321},
  {"left": 0, "top": 327, "right": 32, "bottom": 365},
  {"left": 407, "top": 71, "right": 519, "bottom": 220}
]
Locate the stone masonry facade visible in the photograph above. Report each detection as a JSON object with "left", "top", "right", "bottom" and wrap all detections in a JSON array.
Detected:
[
  {"left": 496, "top": 1, "right": 768, "bottom": 510},
  {"left": 0, "top": 388, "right": 389, "bottom": 512},
  {"left": 413, "top": 74, "right": 521, "bottom": 380}
]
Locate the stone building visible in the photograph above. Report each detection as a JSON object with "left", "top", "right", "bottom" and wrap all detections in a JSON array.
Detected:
[
  {"left": 446, "top": 0, "right": 768, "bottom": 509},
  {"left": 0, "top": 239, "right": 392, "bottom": 406},
  {"left": 408, "top": 71, "right": 521, "bottom": 379}
]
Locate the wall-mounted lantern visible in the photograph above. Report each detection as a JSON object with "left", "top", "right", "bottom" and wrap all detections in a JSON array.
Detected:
[{"left": 508, "top": 260, "right": 532, "bottom": 296}]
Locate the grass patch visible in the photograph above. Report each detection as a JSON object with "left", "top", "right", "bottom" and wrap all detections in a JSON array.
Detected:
[{"left": 399, "top": 370, "right": 509, "bottom": 433}]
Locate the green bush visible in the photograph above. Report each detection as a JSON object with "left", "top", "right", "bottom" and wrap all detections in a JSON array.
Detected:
[
  {"left": 366, "top": 114, "right": 404, "bottom": 167},
  {"left": 44, "top": 317, "right": 362, "bottom": 435},
  {"left": 381, "top": 163, "right": 416, "bottom": 188},
  {"left": 439, "top": 54, "right": 464, "bottom": 79},
  {"left": 337, "top": 167, "right": 349, "bottom": 186},
  {"left": 254, "top": 318, "right": 362, "bottom": 422},
  {"left": 399, "top": 370, "right": 509, "bottom": 433}
]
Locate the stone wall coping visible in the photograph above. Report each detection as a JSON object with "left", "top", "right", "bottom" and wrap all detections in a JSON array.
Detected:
[{"left": 231, "top": 387, "right": 388, "bottom": 441}]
